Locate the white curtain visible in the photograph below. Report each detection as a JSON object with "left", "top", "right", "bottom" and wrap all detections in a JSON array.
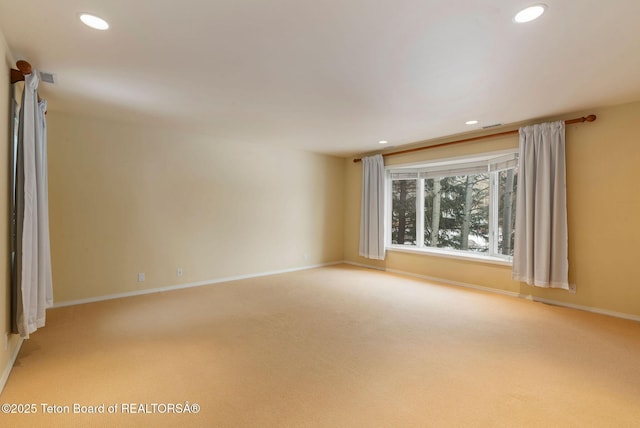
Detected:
[
  {"left": 17, "top": 71, "right": 53, "bottom": 338},
  {"left": 359, "top": 154, "right": 386, "bottom": 260},
  {"left": 512, "top": 120, "right": 569, "bottom": 290}
]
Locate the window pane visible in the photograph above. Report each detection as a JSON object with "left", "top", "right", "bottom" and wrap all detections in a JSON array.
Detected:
[
  {"left": 424, "top": 174, "right": 489, "bottom": 252},
  {"left": 423, "top": 178, "right": 439, "bottom": 247},
  {"left": 497, "top": 169, "right": 517, "bottom": 256},
  {"left": 391, "top": 180, "right": 416, "bottom": 245}
]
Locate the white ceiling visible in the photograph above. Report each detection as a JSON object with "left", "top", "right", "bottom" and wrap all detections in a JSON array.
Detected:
[{"left": 2, "top": 0, "right": 640, "bottom": 157}]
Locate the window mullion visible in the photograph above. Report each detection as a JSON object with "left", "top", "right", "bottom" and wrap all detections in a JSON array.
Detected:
[
  {"left": 489, "top": 172, "right": 499, "bottom": 256},
  {"left": 416, "top": 178, "right": 425, "bottom": 248},
  {"left": 385, "top": 171, "right": 392, "bottom": 247}
]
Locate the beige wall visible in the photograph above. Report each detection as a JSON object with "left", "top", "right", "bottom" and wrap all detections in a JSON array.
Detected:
[
  {"left": 2, "top": 23, "right": 639, "bottom": 388},
  {"left": 345, "top": 101, "right": 640, "bottom": 318},
  {"left": 1, "top": 26, "right": 22, "bottom": 389},
  {"left": 47, "top": 111, "right": 344, "bottom": 303}
]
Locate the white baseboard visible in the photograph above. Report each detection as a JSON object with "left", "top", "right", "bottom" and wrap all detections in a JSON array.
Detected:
[
  {"left": 53, "top": 261, "right": 343, "bottom": 308},
  {"left": 343, "top": 261, "right": 640, "bottom": 323},
  {"left": 341, "top": 260, "right": 387, "bottom": 271},
  {"left": 0, "top": 336, "right": 24, "bottom": 396}
]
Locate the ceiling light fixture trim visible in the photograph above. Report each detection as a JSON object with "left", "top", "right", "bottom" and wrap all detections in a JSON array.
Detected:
[
  {"left": 514, "top": 4, "right": 547, "bottom": 23},
  {"left": 79, "top": 13, "right": 110, "bottom": 30}
]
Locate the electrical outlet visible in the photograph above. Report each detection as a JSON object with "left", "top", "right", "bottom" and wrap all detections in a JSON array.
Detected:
[
  {"left": 569, "top": 283, "right": 576, "bottom": 294},
  {"left": 138, "top": 272, "right": 145, "bottom": 282},
  {"left": 176, "top": 268, "right": 183, "bottom": 277}
]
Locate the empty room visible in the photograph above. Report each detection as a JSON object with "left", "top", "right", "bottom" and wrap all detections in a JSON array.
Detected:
[{"left": 1, "top": 1, "right": 639, "bottom": 427}]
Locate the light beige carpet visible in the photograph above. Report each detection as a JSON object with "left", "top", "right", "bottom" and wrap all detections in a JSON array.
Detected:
[{"left": 1, "top": 264, "right": 639, "bottom": 427}]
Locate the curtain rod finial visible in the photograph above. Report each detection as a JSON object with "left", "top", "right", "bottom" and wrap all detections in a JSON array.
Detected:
[
  {"left": 16, "top": 60, "right": 32, "bottom": 75},
  {"left": 585, "top": 114, "right": 597, "bottom": 122}
]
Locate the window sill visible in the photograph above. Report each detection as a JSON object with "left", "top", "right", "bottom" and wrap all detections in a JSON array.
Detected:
[{"left": 386, "top": 245, "right": 513, "bottom": 266}]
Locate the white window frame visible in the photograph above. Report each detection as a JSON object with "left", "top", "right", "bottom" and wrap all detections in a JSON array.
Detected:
[{"left": 385, "top": 149, "right": 518, "bottom": 266}]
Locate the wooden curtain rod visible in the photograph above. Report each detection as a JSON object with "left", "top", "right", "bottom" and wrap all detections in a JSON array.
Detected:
[
  {"left": 10, "top": 59, "right": 34, "bottom": 84},
  {"left": 353, "top": 114, "right": 597, "bottom": 163}
]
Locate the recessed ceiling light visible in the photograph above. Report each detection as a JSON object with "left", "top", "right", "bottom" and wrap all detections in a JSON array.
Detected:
[
  {"left": 465, "top": 120, "right": 479, "bottom": 125},
  {"left": 379, "top": 140, "right": 388, "bottom": 144},
  {"left": 80, "top": 13, "right": 109, "bottom": 30},
  {"left": 514, "top": 4, "right": 546, "bottom": 23}
]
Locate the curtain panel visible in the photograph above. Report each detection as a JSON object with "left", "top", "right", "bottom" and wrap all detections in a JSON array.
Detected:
[
  {"left": 15, "top": 71, "right": 53, "bottom": 338},
  {"left": 512, "top": 121, "right": 569, "bottom": 290},
  {"left": 359, "top": 154, "right": 386, "bottom": 260}
]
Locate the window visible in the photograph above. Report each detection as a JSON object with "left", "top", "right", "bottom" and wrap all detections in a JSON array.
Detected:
[{"left": 388, "top": 151, "right": 518, "bottom": 261}]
